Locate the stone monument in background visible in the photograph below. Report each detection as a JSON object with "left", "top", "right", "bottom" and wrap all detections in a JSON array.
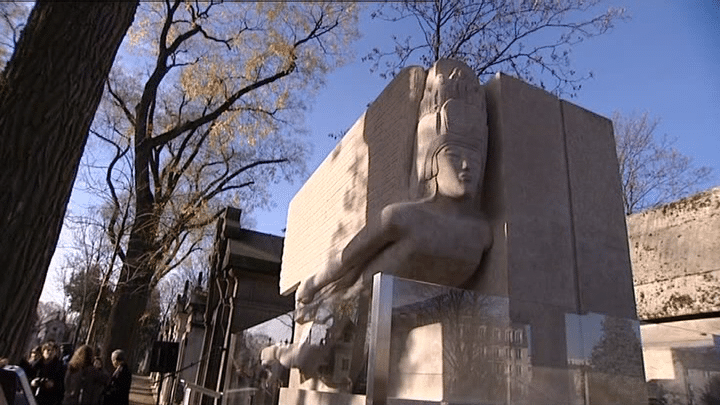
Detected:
[{"left": 267, "top": 59, "right": 646, "bottom": 404}]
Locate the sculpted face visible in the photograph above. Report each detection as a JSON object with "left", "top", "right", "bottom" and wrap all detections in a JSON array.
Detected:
[
  {"left": 415, "top": 60, "right": 488, "bottom": 200},
  {"left": 435, "top": 144, "right": 482, "bottom": 199}
]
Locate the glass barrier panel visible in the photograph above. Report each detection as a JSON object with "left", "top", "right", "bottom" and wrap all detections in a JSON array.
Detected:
[
  {"left": 368, "top": 273, "right": 648, "bottom": 405},
  {"left": 640, "top": 318, "right": 720, "bottom": 405},
  {"left": 231, "top": 274, "right": 720, "bottom": 405},
  {"left": 225, "top": 312, "right": 294, "bottom": 405}
]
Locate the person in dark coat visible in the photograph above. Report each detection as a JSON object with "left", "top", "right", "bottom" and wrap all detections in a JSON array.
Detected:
[
  {"left": 18, "top": 346, "right": 42, "bottom": 379},
  {"left": 102, "top": 350, "right": 130, "bottom": 405},
  {"left": 62, "top": 345, "right": 107, "bottom": 405},
  {"left": 31, "top": 342, "right": 65, "bottom": 405}
]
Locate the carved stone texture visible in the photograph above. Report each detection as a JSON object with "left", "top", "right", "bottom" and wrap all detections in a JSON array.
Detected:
[
  {"left": 277, "top": 62, "right": 641, "bottom": 402},
  {"left": 277, "top": 59, "right": 494, "bottom": 389},
  {"left": 280, "top": 66, "right": 427, "bottom": 295},
  {"left": 294, "top": 59, "right": 492, "bottom": 308}
]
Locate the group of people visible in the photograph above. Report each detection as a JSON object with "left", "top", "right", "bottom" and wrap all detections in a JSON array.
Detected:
[{"left": 18, "top": 341, "right": 131, "bottom": 405}]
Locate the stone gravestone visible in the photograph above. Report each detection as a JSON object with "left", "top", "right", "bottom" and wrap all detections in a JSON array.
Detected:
[{"left": 266, "top": 59, "right": 645, "bottom": 404}]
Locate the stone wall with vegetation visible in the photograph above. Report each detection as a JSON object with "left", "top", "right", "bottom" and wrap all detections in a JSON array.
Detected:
[{"left": 629, "top": 187, "right": 720, "bottom": 319}]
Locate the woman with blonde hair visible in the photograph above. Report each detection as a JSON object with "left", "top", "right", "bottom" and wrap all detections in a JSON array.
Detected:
[{"left": 62, "top": 345, "right": 106, "bottom": 405}]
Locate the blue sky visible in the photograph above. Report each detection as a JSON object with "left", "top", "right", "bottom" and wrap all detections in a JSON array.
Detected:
[
  {"left": 41, "top": 1, "right": 720, "bottom": 302},
  {"left": 252, "top": 1, "right": 720, "bottom": 235}
]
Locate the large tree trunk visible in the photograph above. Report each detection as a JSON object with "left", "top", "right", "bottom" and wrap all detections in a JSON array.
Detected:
[
  {"left": 103, "top": 266, "right": 154, "bottom": 371},
  {"left": 103, "top": 201, "right": 159, "bottom": 369},
  {"left": 0, "top": 2, "right": 137, "bottom": 362},
  {"left": 103, "top": 58, "right": 164, "bottom": 367}
]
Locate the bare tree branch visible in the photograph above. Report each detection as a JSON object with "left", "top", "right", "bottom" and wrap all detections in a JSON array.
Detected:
[
  {"left": 365, "top": 0, "right": 626, "bottom": 94},
  {"left": 613, "top": 111, "right": 713, "bottom": 214},
  {"left": 82, "top": 2, "right": 357, "bottom": 362}
]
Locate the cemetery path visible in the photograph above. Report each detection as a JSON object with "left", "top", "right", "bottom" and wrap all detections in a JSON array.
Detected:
[{"left": 129, "top": 375, "right": 155, "bottom": 405}]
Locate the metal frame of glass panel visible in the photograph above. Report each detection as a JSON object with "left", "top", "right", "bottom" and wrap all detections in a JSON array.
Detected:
[{"left": 366, "top": 273, "right": 394, "bottom": 405}]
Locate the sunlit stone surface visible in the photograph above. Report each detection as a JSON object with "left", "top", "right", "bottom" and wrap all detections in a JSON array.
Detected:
[{"left": 273, "top": 59, "right": 642, "bottom": 404}]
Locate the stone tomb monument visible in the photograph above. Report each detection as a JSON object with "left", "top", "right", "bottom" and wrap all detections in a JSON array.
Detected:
[{"left": 265, "top": 59, "right": 645, "bottom": 404}]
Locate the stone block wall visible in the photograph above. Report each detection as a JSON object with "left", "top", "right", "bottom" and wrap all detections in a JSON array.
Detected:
[
  {"left": 280, "top": 115, "right": 369, "bottom": 295},
  {"left": 629, "top": 187, "right": 720, "bottom": 319},
  {"left": 480, "top": 73, "right": 635, "bottom": 319},
  {"left": 478, "top": 75, "right": 640, "bottom": 400},
  {"left": 280, "top": 66, "right": 426, "bottom": 295}
]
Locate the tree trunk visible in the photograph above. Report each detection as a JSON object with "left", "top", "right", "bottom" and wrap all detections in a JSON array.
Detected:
[
  {"left": 103, "top": 270, "right": 153, "bottom": 370},
  {"left": 0, "top": 1, "right": 137, "bottom": 362},
  {"left": 87, "top": 200, "right": 130, "bottom": 346},
  {"left": 103, "top": 60, "right": 164, "bottom": 367},
  {"left": 103, "top": 206, "right": 159, "bottom": 369}
]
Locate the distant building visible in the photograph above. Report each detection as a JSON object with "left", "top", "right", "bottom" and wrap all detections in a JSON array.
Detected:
[{"left": 28, "top": 310, "right": 69, "bottom": 351}]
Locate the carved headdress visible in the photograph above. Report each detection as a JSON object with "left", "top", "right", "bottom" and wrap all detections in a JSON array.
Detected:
[{"left": 415, "top": 59, "right": 489, "bottom": 196}]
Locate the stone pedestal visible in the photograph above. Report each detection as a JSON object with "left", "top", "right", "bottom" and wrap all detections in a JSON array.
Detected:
[{"left": 279, "top": 388, "right": 366, "bottom": 405}]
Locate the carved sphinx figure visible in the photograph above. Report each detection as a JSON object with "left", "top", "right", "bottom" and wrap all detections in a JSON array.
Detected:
[
  {"left": 297, "top": 59, "right": 491, "bottom": 306},
  {"left": 262, "top": 59, "right": 492, "bottom": 388}
]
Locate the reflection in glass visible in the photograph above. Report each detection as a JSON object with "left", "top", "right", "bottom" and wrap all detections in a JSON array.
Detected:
[
  {"left": 235, "top": 276, "right": 720, "bottom": 404},
  {"left": 566, "top": 312, "right": 646, "bottom": 404},
  {"left": 381, "top": 276, "right": 531, "bottom": 403},
  {"left": 369, "top": 274, "right": 650, "bottom": 404},
  {"left": 641, "top": 318, "right": 720, "bottom": 405},
  {"left": 225, "top": 312, "right": 294, "bottom": 405}
]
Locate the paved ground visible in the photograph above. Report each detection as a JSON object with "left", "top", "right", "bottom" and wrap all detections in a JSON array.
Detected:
[{"left": 129, "top": 375, "right": 155, "bottom": 405}]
